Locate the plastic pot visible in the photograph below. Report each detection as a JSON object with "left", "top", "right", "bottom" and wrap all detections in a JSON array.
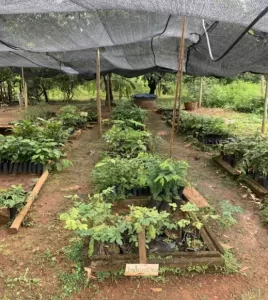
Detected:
[
  {"left": 8, "top": 162, "right": 13, "bottom": 173},
  {"left": 22, "top": 162, "right": 28, "bottom": 174},
  {"left": 17, "top": 162, "right": 23, "bottom": 174},
  {"left": 158, "top": 201, "right": 171, "bottom": 212},
  {"left": 36, "top": 163, "right": 44, "bottom": 176},
  {"left": 148, "top": 198, "right": 161, "bottom": 209},
  {"left": 10, "top": 207, "right": 18, "bottom": 219},
  {"left": 12, "top": 162, "right": 19, "bottom": 174},
  {"left": 3, "top": 161, "right": 10, "bottom": 174},
  {"left": 31, "top": 163, "right": 37, "bottom": 174}
]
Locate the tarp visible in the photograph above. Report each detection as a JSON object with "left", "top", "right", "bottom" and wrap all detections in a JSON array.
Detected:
[{"left": 0, "top": 1, "right": 267, "bottom": 78}]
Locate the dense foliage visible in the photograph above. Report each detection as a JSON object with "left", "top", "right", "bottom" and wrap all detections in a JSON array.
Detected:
[
  {"left": 112, "top": 101, "right": 148, "bottom": 127},
  {"left": 0, "top": 135, "right": 70, "bottom": 171},
  {"left": 103, "top": 121, "right": 151, "bottom": 157}
]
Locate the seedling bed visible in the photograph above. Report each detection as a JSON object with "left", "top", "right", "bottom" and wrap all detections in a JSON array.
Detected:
[
  {"left": 0, "top": 173, "right": 39, "bottom": 225},
  {"left": 214, "top": 156, "right": 268, "bottom": 198},
  {"left": 88, "top": 220, "right": 224, "bottom": 273}
]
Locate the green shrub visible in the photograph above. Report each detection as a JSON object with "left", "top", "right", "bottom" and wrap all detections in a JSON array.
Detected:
[
  {"left": 203, "top": 80, "right": 263, "bottom": 113},
  {"left": 0, "top": 185, "right": 27, "bottom": 210},
  {"left": 92, "top": 153, "right": 188, "bottom": 202},
  {"left": 92, "top": 156, "right": 143, "bottom": 198},
  {"left": 58, "top": 105, "right": 87, "bottom": 128},
  {"left": 112, "top": 101, "right": 148, "bottom": 126},
  {"left": 179, "top": 111, "right": 231, "bottom": 138},
  {"left": 103, "top": 121, "right": 151, "bottom": 157},
  {"left": 0, "top": 136, "right": 71, "bottom": 171}
]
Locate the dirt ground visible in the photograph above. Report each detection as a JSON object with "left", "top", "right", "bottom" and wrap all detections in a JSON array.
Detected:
[
  {"left": 0, "top": 174, "right": 39, "bottom": 191},
  {"left": 0, "top": 107, "right": 21, "bottom": 125},
  {"left": 0, "top": 110, "right": 268, "bottom": 300}
]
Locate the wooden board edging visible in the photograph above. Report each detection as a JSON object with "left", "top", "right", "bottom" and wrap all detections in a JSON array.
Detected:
[
  {"left": 8, "top": 169, "right": 49, "bottom": 234},
  {"left": 213, "top": 156, "right": 240, "bottom": 177}
]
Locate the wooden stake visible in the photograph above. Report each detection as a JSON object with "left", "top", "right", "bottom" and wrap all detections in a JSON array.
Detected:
[
  {"left": 169, "top": 16, "right": 186, "bottom": 157},
  {"left": 261, "top": 75, "right": 268, "bottom": 133},
  {"left": 198, "top": 77, "right": 204, "bottom": 108},
  {"left": 96, "top": 49, "right": 102, "bottom": 137},
  {"left": 106, "top": 74, "right": 111, "bottom": 112},
  {"left": 21, "top": 67, "right": 28, "bottom": 109},
  {"left": 8, "top": 170, "right": 49, "bottom": 234},
  {"left": 138, "top": 226, "right": 147, "bottom": 264}
]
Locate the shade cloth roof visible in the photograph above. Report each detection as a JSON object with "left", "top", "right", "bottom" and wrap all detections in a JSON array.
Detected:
[{"left": 0, "top": 1, "right": 267, "bottom": 78}]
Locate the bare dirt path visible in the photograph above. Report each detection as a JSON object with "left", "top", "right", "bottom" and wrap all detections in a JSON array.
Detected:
[{"left": 0, "top": 112, "right": 267, "bottom": 300}]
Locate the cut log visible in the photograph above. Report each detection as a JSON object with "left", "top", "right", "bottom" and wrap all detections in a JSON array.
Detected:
[{"left": 8, "top": 170, "right": 49, "bottom": 234}]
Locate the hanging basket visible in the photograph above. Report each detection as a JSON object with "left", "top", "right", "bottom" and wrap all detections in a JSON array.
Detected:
[{"left": 184, "top": 101, "right": 197, "bottom": 111}]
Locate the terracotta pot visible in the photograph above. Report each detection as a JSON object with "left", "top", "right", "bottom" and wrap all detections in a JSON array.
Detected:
[{"left": 184, "top": 101, "right": 197, "bottom": 111}]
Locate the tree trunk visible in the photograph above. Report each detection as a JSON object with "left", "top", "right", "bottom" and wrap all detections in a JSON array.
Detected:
[
  {"left": 148, "top": 80, "right": 157, "bottom": 94},
  {"left": 7, "top": 80, "right": 12, "bottom": 103},
  {"left": 103, "top": 75, "right": 109, "bottom": 106},
  {"left": 198, "top": 77, "right": 203, "bottom": 108},
  {"left": 261, "top": 75, "right": 268, "bottom": 133},
  {"left": 2, "top": 82, "right": 8, "bottom": 102},
  {"left": 108, "top": 74, "right": 113, "bottom": 103},
  {"left": 42, "top": 86, "right": 49, "bottom": 102}
]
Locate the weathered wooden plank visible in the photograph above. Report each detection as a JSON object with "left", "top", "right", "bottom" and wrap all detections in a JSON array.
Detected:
[
  {"left": 242, "top": 177, "right": 268, "bottom": 198},
  {"left": 183, "top": 187, "right": 209, "bottom": 208},
  {"left": 90, "top": 256, "right": 224, "bottom": 272},
  {"left": 213, "top": 156, "right": 240, "bottom": 177}
]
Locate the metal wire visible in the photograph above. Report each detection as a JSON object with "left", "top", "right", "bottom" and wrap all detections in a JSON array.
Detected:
[{"left": 202, "top": 6, "right": 268, "bottom": 62}]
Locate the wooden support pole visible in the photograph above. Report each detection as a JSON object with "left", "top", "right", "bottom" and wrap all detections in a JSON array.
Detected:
[
  {"left": 8, "top": 170, "right": 49, "bottom": 234},
  {"left": 198, "top": 77, "right": 204, "bottom": 108},
  {"left": 96, "top": 49, "right": 102, "bottom": 137},
  {"left": 169, "top": 16, "right": 186, "bottom": 157},
  {"left": 21, "top": 67, "right": 28, "bottom": 109},
  {"left": 106, "top": 74, "right": 111, "bottom": 112},
  {"left": 261, "top": 75, "right": 268, "bottom": 133},
  {"left": 138, "top": 226, "right": 147, "bottom": 264}
]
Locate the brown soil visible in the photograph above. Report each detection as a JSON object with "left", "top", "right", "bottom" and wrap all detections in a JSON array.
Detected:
[
  {"left": 0, "top": 112, "right": 267, "bottom": 300},
  {"left": 0, "top": 174, "right": 39, "bottom": 191},
  {"left": 0, "top": 107, "right": 22, "bottom": 125}
]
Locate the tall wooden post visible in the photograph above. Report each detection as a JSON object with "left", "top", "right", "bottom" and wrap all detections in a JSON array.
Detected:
[
  {"left": 261, "top": 75, "right": 268, "bottom": 133},
  {"left": 261, "top": 75, "right": 265, "bottom": 96},
  {"left": 21, "top": 67, "right": 28, "bottom": 109},
  {"left": 96, "top": 49, "right": 102, "bottom": 137},
  {"left": 106, "top": 74, "right": 111, "bottom": 112},
  {"left": 169, "top": 16, "right": 186, "bottom": 158},
  {"left": 198, "top": 77, "right": 203, "bottom": 108}
]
